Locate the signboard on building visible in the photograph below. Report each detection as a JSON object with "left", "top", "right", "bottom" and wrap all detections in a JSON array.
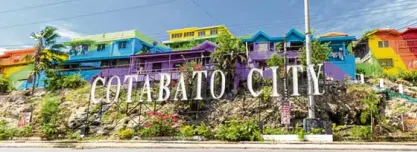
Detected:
[
  {"left": 17, "top": 112, "right": 32, "bottom": 127},
  {"left": 281, "top": 102, "right": 291, "bottom": 125},
  {"left": 403, "top": 113, "right": 417, "bottom": 132}
]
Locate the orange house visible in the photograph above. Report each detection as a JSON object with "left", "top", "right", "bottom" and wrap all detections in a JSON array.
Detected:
[{"left": 0, "top": 48, "right": 36, "bottom": 87}]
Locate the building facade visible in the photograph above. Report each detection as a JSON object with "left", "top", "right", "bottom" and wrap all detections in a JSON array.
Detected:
[
  {"left": 163, "top": 25, "right": 231, "bottom": 50},
  {"left": 355, "top": 28, "right": 417, "bottom": 75},
  {"left": 0, "top": 48, "right": 36, "bottom": 89},
  {"left": 241, "top": 29, "right": 356, "bottom": 81},
  {"left": 61, "top": 30, "right": 171, "bottom": 83}
]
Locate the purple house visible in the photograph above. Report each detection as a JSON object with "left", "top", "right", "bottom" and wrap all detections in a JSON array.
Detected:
[{"left": 128, "top": 41, "right": 217, "bottom": 82}]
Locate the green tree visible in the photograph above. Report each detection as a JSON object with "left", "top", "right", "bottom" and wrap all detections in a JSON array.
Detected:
[
  {"left": 299, "top": 40, "right": 331, "bottom": 65},
  {"left": 210, "top": 32, "right": 246, "bottom": 91},
  {"left": 30, "top": 26, "right": 65, "bottom": 95},
  {"left": 360, "top": 91, "right": 380, "bottom": 136}
]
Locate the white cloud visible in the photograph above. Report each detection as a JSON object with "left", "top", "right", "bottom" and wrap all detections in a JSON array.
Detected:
[
  {"left": 0, "top": 48, "right": 7, "bottom": 54},
  {"left": 316, "top": 0, "right": 417, "bottom": 37},
  {"left": 55, "top": 26, "right": 84, "bottom": 40},
  {"left": 42, "top": 22, "right": 85, "bottom": 40}
]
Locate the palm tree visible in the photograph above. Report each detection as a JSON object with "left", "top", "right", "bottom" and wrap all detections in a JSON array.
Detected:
[{"left": 30, "top": 26, "right": 65, "bottom": 95}]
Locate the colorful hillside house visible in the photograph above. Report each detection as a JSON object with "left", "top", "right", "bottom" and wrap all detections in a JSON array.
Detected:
[
  {"left": 61, "top": 30, "right": 171, "bottom": 83},
  {"left": 240, "top": 29, "right": 357, "bottom": 81},
  {"left": 163, "top": 25, "right": 231, "bottom": 51},
  {"left": 355, "top": 28, "right": 417, "bottom": 75},
  {"left": 128, "top": 41, "right": 216, "bottom": 83},
  {"left": 0, "top": 48, "right": 36, "bottom": 89}
]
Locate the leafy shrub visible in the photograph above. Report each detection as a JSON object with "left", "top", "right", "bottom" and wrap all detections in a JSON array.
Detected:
[
  {"left": 214, "top": 119, "right": 262, "bottom": 141},
  {"left": 140, "top": 112, "right": 179, "bottom": 137},
  {"left": 0, "top": 78, "right": 12, "bottom": 93},
  {"left": 38, "top": 96, "right": 61, "bottom": 140},
  {"left": 297, "top": 129, "right": 306, "bottom": 141},
  {"left": 350, "top": 126, "right": 371, "bottom": 139},
  {"left": 68, "top": 131, "right": 81, "bottom": 140},
  {"left": 0, "top": 120, "right": 16, "bottom": 140},
  {"left": 399, "top": 71, "right": 417, "bottom": 86},
  {"left": 45, "top": 70, "right": 87, "bottom": 91},
  {"left": 40, "top": 124, "right": 58, "bottom": 140},
  {"left": 117, "top": 128, "right": 135, "bottom": 140},
  {"left": 195, "top": 124, "right": 211, "bottom": 138},
  {"left": 18, "top": 126, "right": 33, "bottom": 138},
  {"left": 180, "top": 125, "right": 195, "bottom": 137},
  {"left": 310, "top": 128, "right": 324, "bottom": 135}
]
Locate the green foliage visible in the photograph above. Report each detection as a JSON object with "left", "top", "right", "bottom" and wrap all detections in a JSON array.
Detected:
[
  {"left": 117, "top": 128, "right": 135, "bottom": 140},
  {"left": 45, "top": 70, "right": 87, "bottom": 91},
  {"left": 297, "top": 129, "right": 306, "bottom": 141},
  {"left": 398, "top": 71, "right": 417, "bottom": 86},
  {"left": 310, "top": 128, "right": 324, "bottom": 135},
  {"left": 38, "top": 96, "right": 61, "bottom": 140},
  {"left": 195, "top": 124, "right": 211, "bottom": 138},
  {"left": 0, "top": 78, "right": 12, "bottom": 93},
  {"left": 0, "top": 120, "right": 16, "bottom": 140},
  {"left": 68, "top": 131, "right": 81, "bottom": 140},
  {"left": 180, "top": 125, "right": 195, "bottom": 137},
  {"left": 30, "top": 26, "right": 66, "bottom": 94},
  {"left": 18, "top": 126, "right": 33, "bottom": 138},
  {"left": 214, "top": 119, "right": 262, "bottom": 141},
  {"left": 267, "top": 53, "right": 284, "bottom": 67},
  {"left": 299, "top": 40, "right": 331, "bottom": 65},
  {"left": 211, "top": 32, "right": 246, "bottom": 71},
  {"left": 360, "top": 91, "right": 380, "bottom": 124},
  {"left": 350, "top": 126, "right": 371, "bottom": 139},
  {"left": 64, "top": 40, "right": 96, "bottom": 47}
]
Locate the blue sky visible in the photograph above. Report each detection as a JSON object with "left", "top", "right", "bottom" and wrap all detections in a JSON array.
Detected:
[{"left": 0, "top": 0, "right": 416, "bottom": 52}]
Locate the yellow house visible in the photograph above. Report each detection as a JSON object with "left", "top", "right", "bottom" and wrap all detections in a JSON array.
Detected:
[{"left": 163, "top": 25, "right": 231, "bottom": 50}]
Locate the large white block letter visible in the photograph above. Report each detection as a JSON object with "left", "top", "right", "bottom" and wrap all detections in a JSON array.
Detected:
[
  {"left": 248, "top": 68, "right": 263, "bottom": 97},
  {"left": 210, "top": 70, "right": 225, "bottom": 99},
  {"left": 91, "top": 77, "right": 105, "bottom": 104},
  {"left": 270, "top": 66, "right": 279, "bottom": 97},
  {"left": 287, "top": 65, "right": 303, "bottom": 96},
  {"left": 124, "top": 75, "right": 138, "bottom": 103},
  {"left": 106, "top": 76, "right": 121, "bottom": 103},
  {"left": 193, "top": 71, "right": 207, "bottom": 100},
  {"left": 174, "top": 73, "right": 188, "bottom": 101},
  {"left": 157, "top": 73, "right": 171, "bottom": 101},
  {"left": 139, "top": 74, "right": 152, "bottom": 102},
  {"left": 308, "top": 64, "right": 324, "bottom": 95}
]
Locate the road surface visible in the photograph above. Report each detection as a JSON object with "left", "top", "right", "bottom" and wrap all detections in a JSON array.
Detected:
[{"left": 0, "top": 149, "right": 408, "bottom": 152}]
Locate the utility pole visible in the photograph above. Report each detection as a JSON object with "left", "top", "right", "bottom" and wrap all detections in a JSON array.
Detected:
[
  {"left": 304, "top": 0, "right": 315, "bottom": 119},
  {"left": 283, "top": 34, "right": 288, "bottom": 103}
]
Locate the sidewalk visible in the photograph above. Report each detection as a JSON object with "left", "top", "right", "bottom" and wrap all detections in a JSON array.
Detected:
[{"left": 1, "top": 140, "right": 417, "bottom": 151}]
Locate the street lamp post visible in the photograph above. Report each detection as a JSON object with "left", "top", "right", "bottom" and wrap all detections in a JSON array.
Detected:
[{"left": 304, "top": 0, "right": 315, "bottom": 119}]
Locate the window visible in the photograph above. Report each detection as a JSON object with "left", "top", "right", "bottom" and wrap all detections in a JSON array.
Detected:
[
  {"left": 198, "top": 31, "right": 206, "bottom": 36},
  {"left": 184, "top": 32, "right": 194, "bottom": 37},
  {"left": 119, "top": 41, "right": 127, "bottom": 49},
  {"left": 97, "top": 44, "right": 106, "bottom": 51},
  {"left": 378, "top": 58, "right": 393, "bottom": 68},
  {"left": 248, "top": 43, "right": 254, "bottom": 51},
  {"left": 378, "top": 41, "right": 389, "bottom": 48},
  {"left": 171, "top": 33, "right": 182, "bottom": 38},
  {"left": 210, "top": 29, "right": 218, "bottom": 35},
  {"left": 81, "top": 45, "right": 89, "bottom": 54},
  {"left": 152, "top": 63, "right": 162, "bottom": 72},
  {"left": 257, "top": 43, "right": 269, "bottom": 52}
]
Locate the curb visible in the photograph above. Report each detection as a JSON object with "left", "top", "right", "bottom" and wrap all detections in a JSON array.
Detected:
[{"left": 1, "top": 142, "right": 417, "bottom": 151}]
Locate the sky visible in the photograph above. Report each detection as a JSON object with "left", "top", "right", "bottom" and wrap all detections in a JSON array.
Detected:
[{"left": 0, "top": 0, "right": 416, "bottom": 52}]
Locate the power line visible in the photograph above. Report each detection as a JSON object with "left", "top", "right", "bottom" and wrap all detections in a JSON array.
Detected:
[
  {"left": 0, "top": 0, "right": 179, "bottom": 30},
  {"left": 190, "top": 0, "right": 218, "bottom": 24},
  {"left": 0, "top": 0, "right": 82, "bottom": 14}
]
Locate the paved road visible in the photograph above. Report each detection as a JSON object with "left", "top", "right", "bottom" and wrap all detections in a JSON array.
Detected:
[{"left": 0, "top": 149, "right": 406, "bottom": 152}]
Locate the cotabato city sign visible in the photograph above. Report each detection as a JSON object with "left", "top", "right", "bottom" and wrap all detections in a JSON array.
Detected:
[{"left": 90, "top": 64, "right": 325, "bottom": 103}]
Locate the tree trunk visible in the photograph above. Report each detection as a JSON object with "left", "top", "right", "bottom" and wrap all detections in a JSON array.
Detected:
[{"left": 32, "top": 38, "right": 42, "bottom": 95}]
